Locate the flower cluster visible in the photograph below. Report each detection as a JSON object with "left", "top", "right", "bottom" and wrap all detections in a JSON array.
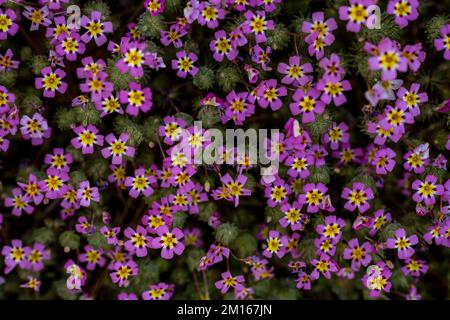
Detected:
[{"left": 0, "top": 0, "right": 449, "bottom": 301}]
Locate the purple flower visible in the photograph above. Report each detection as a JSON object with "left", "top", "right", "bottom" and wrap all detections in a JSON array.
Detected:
[
  {"left": 372, "top": 147, "right": 396, "bottom": 175},
  {"left": 263, "top": 230, "right": 288, "bottom": 258},
  {"left": 79, "top": 246, "right": 105, "bottom": 271},
  {"left": 35, "top": 66, "right": 67, "bottom": 98},
  {"left": 385, "top": 228, "right": 418, "bottom": 260},
  {"left": 402, "top": 43, "right": 426, "bottom": 72},
  {"left": 343, "top": 239, "right": 372, "bottom": 271},
  {"left": 0, "top": 8, "right": 18, "bottom": 40},
  {"left": 310, "top": 254, "right": 339, "bottom": 280},
  {"left": 124, "top": 168, "right": 157, "bottom": 198},
  {"left": 0, "top": 49, "right": 20, "bottom": 71},
  {"left": 412, "top": 175, "right": 444, "bottom": 206},
  {"left": 210, "top": 30, "right": 237, "bottom": 62},
  {"left": 298, "top": 183, "right": 331, "bottom": 213},
  {"left": 242, "top": 10, "right": 274, "bottom": 43},
  {"left": 362, "top": 261, "right": 392, "bottom": 297},
  {"left": 401, "top": 258, "right": 428, "bottom": 277},
  {"left": 319, "top": 53, "right": 345, "bottom": 81},
  {"left": 342, "top": 182, "right": 374, "bottom": 213},
  {"left": 55, "top": 31, "right": 86, "bottom": 61},
  {"left": 289, "top": 87, "right": 324, "bottom": 123},
  {"left": 223, "top": 91, "right": 255, "bottom": 125},
  {"left": 44, "top": 148, "right": 73, "bottom": 172},
  {"left": 171, "top": 50, "right": 198, "bottom": 78},
  {"left": 151, "top": 225, "right": 185, "bottom": 260},
  {"left": 215, "top": 272, "right": 245, "bottom": 294},
  {"left": 197, "top": 2, "right": 226, "bottom": 29},
  {"left": 387, "top": 0, "right": 419, "bottom": 29},
  {"left": 317, "top": 77, "right": 352, "bottom": 106},
  {"left": 119, "top": 82, "right": 153, "bottom": 116},
  {"left": 324, "top": 122, "right": 350, "bottom": 150},
  {"left": 160, "top": 24, "right": 187, "bottom": 48},
  {"left": 434, "top": 24, "right": 450, "bottom": 60},
  {"left": 142, "top": 283, "right": 174, "bottom": 300},
  {"left": 23, "top": 6, "right": 51, "bottom": 31},
  {"left": 76, "top": 180, "right": 100, "bottom": 207},
  {"left": 396, "top": 82, "right": 428, "bottom": 117},
  {"left": 316, "top": 215, "right": 346, "bottom": 240},
  {"left": 367, "top": 38, "right": 408, "bottom": 81},
  {"left": 339, "top": 0, "right": 375, "bottom": 33},
  {"left": 277, "top": 56, "right": 313, "bottom": 86},
  {"left": 18, "top": 174, "right": 44, "bottom": 205},
  {"left": 20, "top": 113, "right": 52, "bottom": 145},
  {"left": 2, "top": 240, "right": 29, "bottom": 274},
  {"left": 71, "top": 125, "right": 104, "bottom": 154},
  {"left": 80, "top": 11, "right": 113, "bottom": 46},
  {"left": 124, "top": 226, "right": 151, "bottom": 257},
  {"left": 4, "top": 188, "right": 34, "bottom": 217},
  {"left": 110, "top": 260, "right": 138, "bottom": 287},
  {"left": 101, "top": 133, "right": 135, "bottom": 164},
  {"left": 39, "top": 167, "right": 69, "bottom": 199}
]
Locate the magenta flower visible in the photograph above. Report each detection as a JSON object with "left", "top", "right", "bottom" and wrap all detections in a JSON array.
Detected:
[
  {"left": 76, "top": 180, "right": 100, "bottom": 207},
  {"left": 18, "top": 174, "right": 44, "bottom": 205},
  {"left": 79, "top": 246, "right": 105, "bottom": 271},
  {"left": 215, "top": 272, "right": 245, "bottom": 294},
  {"left": 372, "top": 147, "right": 396, "bottom": 175},
  {"left": 397, "top": 83, "right": 428, "bottom": 117},
  {"left": 160, "top": 24, "right": 187, "bottom": 48},
  {"left": 101, "top": 133, "right": 135, "bottom": 164},
  {"left": 324, "top": 122, "right": 350, "bottom": 150},
  {"left": 23, "top": 6, "right": 51, "bottom": 31},
  {"left": 310, "top": 254, "right": 339, "bottom": 280},
  {"left": 71, "top": 125, "right": 104, "bottom": 154},
  {"left": 44, "top": 148, "right": 73, "bottom": 172},
  {"left": 317, "top": 77, "right": 352, "bottom": 106},
  {"left": 342, "top": 182, "right": 374, "bottom": 213},
  {"left": 434, "top": 24, "right": 450, "bottom": 60},
  {"left": 2, "top": 240, "right": 29, "bottom": 274},
  {"left": 402, "top": 43, "right": 426, "bottom": 72},
  {"left": 151, "top": 225, "right": 185, "bottom": 260},
  {"left": 56, "top": 31, "right": 86, "bottom": 61},
  {"left": 110, "top": 260, "right": 138, "bottom": 287},
  {"left": 145, "top": 0, "right": 165, "bottom": 16},
  {"left": 210, "top": 30, "right": 237, "bottom": 62},
  {"left": 343, "top": 239, "right": 372, "bottom": 271},
  {"left": 362, "top": 261, "right": 392, "bottom": 297},
  {"left": 171, "top": 50, "right": 199, "bottom": 78},
  {"left": 319, "top": 53, "right": 345, "bottom": 81},
  {"left": 256, "top": 79, "right": 287, "bottom": 111},
  {"left": 197, "top": 2, "right": 226, "bottom": 29},
  {"left": 124, "top": 226, "right": 151, "bottom": 257},
  {"left": 386, "top": 228, "right": 418, "bottom": 260},
  {"left": 298, "top": 183, "right": 331, "bottom": 213},
  {"left": 35, "top": 66, "right": 67, "bottom": 98},
  {"left": 4, "top": 188, "right": 34, "bottom": 217},
  {"left": 0, "top": 85, "right": 15, "bottom": 113},
  {"left": 338, "top": 0, "right": 375, "bottom": 33},
  {"left": 80, "top": 11, "right": 113, "bottom": 46},
  {"left": 387, "top": 0, "right": 419, "bottom": 29},
  {"left": 277, "top": 56, "right": 313, "bottom": 86},
  {"left": 124, "top": 168, "right": 156, "bottom": 198},
  {"left": 290, "top": 87, "right": 325, "bottom": 123},
  {"left": 0, "top": 49, "right": 20, "bottom": 72},
  {"left": 142, "top": 282, "right": 174, "bottom": 300},
  {"left": 0, "top": 8, "right": 18, "bottom": 40},
  {"left": 242, "top": 10, "right": 274, "bottom": 43},
  {"left": 263, "top": 230, "right": 288, "bottom": 258},
  {"left": 401, "top": 259, "right": 428, "bottom": 277},
  {"left": 20, "top": 113, "right": 52, "bottom": 145},
  {"left": 216, "top": 173, "right": 251, "bottom": 207},
  {"left": 119, "top": 82, "right": 153, "bottom": 116},
  {"left": 412, "top": 175, "right": 444, "bottom": 206},
  {"left": 39, "top": 167, "right": 69, "bottom": 199},
  {"left": 368, "top": 38, "right": 408, "bottom": 81},
  {"left": 223, "top": 91, "right": 255, "bottom": 125},
  {"left": 316, "top": 215, "right": 346, "bottom": 241}
]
